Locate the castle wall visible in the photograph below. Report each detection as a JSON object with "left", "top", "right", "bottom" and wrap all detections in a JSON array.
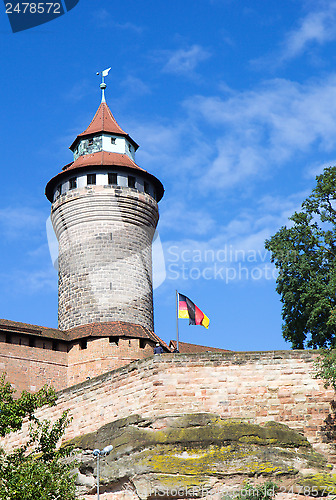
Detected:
[
  {"left": 67, "top": 336, "right": 154, "bottom": 386},
  {"left": 2, "top": 351, "right": 334, "bottom": 461},
  {"left": 0, "top": 341, "right": 68, "bottom": 393},
  {"left": 51, "top": 187, "right": 158, "bottom": 331}
]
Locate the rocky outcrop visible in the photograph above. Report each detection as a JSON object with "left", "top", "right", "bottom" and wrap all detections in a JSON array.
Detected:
[{"left": 65, "top": 413, "right": 336, "bottom": 499}]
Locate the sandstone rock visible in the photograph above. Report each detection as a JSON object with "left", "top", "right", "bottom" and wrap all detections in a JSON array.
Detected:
[{"left": 65, "top": 413, "right": 333, "bottom": 499}]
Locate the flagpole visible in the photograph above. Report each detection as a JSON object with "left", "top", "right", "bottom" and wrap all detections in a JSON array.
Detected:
[{"left": 176, "top": 290, "right": 179, "bottom": 352}]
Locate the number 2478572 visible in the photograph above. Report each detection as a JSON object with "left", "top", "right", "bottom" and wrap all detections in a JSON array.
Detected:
[{"left": 6, "top": 3, "right": 61, "bottom": 14}]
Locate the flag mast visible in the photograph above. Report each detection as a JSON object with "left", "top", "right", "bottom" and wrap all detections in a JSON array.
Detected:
[{"left": 176, "top": 290, "right": 179, "bottom": 352}]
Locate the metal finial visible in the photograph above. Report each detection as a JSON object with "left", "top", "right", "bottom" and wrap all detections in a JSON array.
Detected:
[{"left": 96, "top": 67, "right": 111, "bottom": 103}]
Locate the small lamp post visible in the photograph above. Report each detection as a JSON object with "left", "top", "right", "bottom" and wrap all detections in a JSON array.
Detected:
[{"left": 92, "top": 445, "right": 113, "bottom": 500}]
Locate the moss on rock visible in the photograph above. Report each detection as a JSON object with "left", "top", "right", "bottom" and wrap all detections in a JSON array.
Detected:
[
  {"left": 298, "top": 473, "right": 336, "bottom": 495},
  {"left": 66, "top": 413, "right": 331, "bottom": 498}
]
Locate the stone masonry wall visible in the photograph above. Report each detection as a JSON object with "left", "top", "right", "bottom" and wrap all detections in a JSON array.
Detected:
[
  {"left": 0, "top": 335, "right": 155, "bottom": 393},
  {"left": 0, "top": 341, "right": 68, "bottom": 393},
  {"left": 51, "top": 186, "right": 159, "bottom": 331},
  {"left": 67, "top": 336, "right": 154, "bottom": 386},
  {"left": 2, "top": 351, "right": 334, "bottom": 461}
]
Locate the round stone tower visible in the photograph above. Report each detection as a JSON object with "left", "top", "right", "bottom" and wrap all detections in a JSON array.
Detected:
[{"left": 45, "top": 82, "right": 164, "bottom": 332}]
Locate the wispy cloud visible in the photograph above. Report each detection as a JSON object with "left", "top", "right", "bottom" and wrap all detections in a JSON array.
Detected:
[
  {"left": 252, "top": 2, "right": 336, "bottom": 68},
  {"left": 0, "top": 207, "right": 45, "bottom": 240},
  {"left": 183, "top": 75, "right": 336, "bottom": 190},
  {"left": 160, "top": 190, "right": 305, "bottom": 284},
  {"left": 161, "top": 45, "right": 211, "bottom": 76},
  {"left": 63, "top": 79, "right": 92, "bottom": 102},
  {"left": 160, "top": 200, "right": 216, "bottom": 236},
  {"left": 280, "top": 2, "right": 336, "bottom": 62},
  {"left": 133, "top": 74, "right": 336, "bottom": 194},
  {"left": 120, "top": 75, "right": 151, "bottom": 96},
  {"left": 93, "top": 9, "right": 143, "bottom": 33},
  {"left": 0, "top": 268, "right": 57, "bottom": 295}
]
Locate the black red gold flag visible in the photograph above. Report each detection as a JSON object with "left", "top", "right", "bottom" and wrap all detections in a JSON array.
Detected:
[{"left": 178, "top": 293, "right": 210, "bottom": 329}]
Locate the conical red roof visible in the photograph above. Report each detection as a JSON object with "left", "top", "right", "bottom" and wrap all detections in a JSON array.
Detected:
[{"left": 70, "top": 102, "right": 139, "bottom": 151}]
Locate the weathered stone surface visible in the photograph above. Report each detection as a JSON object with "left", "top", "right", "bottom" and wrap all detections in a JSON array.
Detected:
[
  {"left": 51, "top": 187, "right": 159, "bottom": 331},
  {"left": 65, "top": 413, "right": 334, "bottom": 499}
]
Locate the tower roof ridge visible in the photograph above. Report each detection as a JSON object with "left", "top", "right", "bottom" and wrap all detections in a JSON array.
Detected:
[
  {"left": 81, "top": 102, "right": 127, "bottom": 136},
  {"left": 70, "top": 102, "right": 139, "bottom": 151}
]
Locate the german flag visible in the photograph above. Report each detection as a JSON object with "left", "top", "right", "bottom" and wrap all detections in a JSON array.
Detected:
[{"left": 178, "top": 293, "right": 210, "bottom": 329}]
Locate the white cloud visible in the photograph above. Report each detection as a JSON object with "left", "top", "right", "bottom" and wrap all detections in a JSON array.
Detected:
[
  {"left": 305, "top": 158, "right": 336, "bottom": 178},
  {"left": 280, "top": 2, "right": 336, "bottom": 62},
  {"left": 162, "top": 45, "right": 211, "bottom": 75},
  {"left": 183, "top": 75, "right": 336, "bottom": 189},
  {"left": 159, "top": 201, "right": 216, "bottom": 236},
  {"left": 0, "top": 207, "right": 44, "bottom": 240},
  {"left": 130, "top": 74, "right": 336, "bottom": 196},
  {"left": 0, "top": 268, "right": 57, "bottom": 295},
  {"left": 160, "top": 190, "right": 305, "bottom": 284},
  {"left": 94, "top": 9, "right": 143, "bottom": 33},
  {"left": 120, "top": 76, "right": 151, "bottom": 96}
]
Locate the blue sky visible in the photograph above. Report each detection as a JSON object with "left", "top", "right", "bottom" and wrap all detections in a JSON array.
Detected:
[{"left": 1, "top": 0, "right": 336, "bottom": 351}]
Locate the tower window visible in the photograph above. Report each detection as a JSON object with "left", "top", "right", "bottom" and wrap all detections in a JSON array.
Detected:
[
  {"left": 52, "top": 340, "right": 59, "bottom": 351},
  {"left": 108, "top": 173, "right": 117, "bottom": 185},
  {"left": 139, "top": 339, "right": 146, "bottom": 349},
  {"left": 128, "top": 176, "right": 136, "bottom": 188},
  {"left": 109, "top": 336, "right": 119, "bottom": 346},
  {"left": 56, "top": 184, "right": 62, "bottom": 197},
  {"left": 87, "top": 174, "right": 96, "bottom": 185},
  {"left": 80, "top": 339, "right": 87, "bottom": 350},
  {"left": 144, "top": 181, "right": 150, "bottom": 194},
  {"left": 111, "top": 137, "right": 116, "bottom": 144},
  {"left": 69, "top": 177, "right": 77, "bottom": 190},
  {"left": 29, "top": 337, "right": 36, "bottom": 348},
  {"left": 88, "top": 138, "right": 93, "bottom": 146},
  {"left": 5, "top": 333, "right": 11, "bottom": 344}
]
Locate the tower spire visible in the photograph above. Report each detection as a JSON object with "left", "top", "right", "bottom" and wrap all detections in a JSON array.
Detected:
[{"left": 96, "top": 67, "right": 111, "bottom": 103}]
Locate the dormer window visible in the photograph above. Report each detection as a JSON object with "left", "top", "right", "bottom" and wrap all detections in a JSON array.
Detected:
[
  {"left": 88, "top": 138, "right": 93, "bottom": 146},
  {"left": 87, "top": 174, "right": 96, "bottom": 185},
  {"left": 128, "top": 144, "right": 132, "bottom": 152},
  {"left": 69, "top": 177, "right": 77, "bottom": 190},
  {"left": 108, "top": 173, "right": 117, "bottom": 185},
  {"left": 128, "top": 176, "right": 136, "bottom": 188},
  {"left": 111, "top": 137, "right": 116, "bottom": 144}
]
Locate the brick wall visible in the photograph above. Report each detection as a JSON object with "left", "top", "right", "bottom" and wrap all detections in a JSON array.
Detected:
[
  {"left": 2, "top": 351, "right": 334, "bottom": 460},
  {"left": 67, "top": 336, "right": 154, "bottom": 386},
  {"left": 0, "top": 341, "right": 68, "bottom": 393},
  {"left": 51, "top": 186, "right": 159, "bottom": 331},
  {"left": 0, "top": 335, "right": 155, "bottom": 393}
]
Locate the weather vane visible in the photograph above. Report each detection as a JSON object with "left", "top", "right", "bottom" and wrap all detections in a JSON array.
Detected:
[{"left": 96, "top": 67, "right": 111, "bottom": 103}]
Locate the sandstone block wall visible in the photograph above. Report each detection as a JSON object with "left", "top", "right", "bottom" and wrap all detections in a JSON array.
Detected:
[
  {"left": 67, "top": 336, "right": 154, "bottom": 386},
  {"left": 2, "top": 351, "right": 334, "bottom": 460},
  {"left": 0, "top": 341, "right": 68, "bottom": 393},
  {"left": 51, "top": 187, "right": 159, "bottom": 331},
  {"left": 0, "top": 334, "right": 155, "bottom": 393}
]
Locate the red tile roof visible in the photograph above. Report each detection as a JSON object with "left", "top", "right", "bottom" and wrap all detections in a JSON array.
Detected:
[
  {"left": 0, "top": 318, "right": 68, "bottom": 340},
  {"left": 169, "top": 340, "right": 231, "bottom": 354},
  {"left": 0, "top": 318, "right": 169, "bottom": 350},
  {"left": 70, "top": 102, "right": 139, "bottom": 151},
  {"left": 45, "top": 151, "right": 164, "bottom": 202},
  {"left": 67, "top": 321, "right": 170, "bottom": 351},
  {"left": 62, "top": 151, "right": 145, "bottom": 173}
]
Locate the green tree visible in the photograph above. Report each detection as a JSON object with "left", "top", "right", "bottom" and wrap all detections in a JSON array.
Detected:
[
  {"left": 314, "top": 349, "right": 336, "bottom": 391},
  {"left": 0, "top": 374, "right": 79, "bottom": 500},
  {"left": 265, "top": 166, "right": 336, "bottom": 349}
]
